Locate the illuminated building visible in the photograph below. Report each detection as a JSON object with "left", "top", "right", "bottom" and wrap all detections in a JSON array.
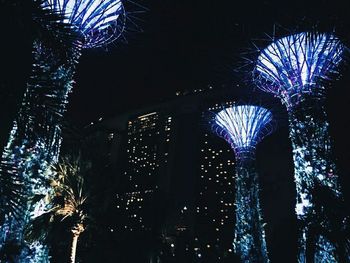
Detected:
[
  {"left": 0, "top": 0, "right": 125, "bottom": 261},
  {"left": 194, "top": 100, "right": 237, "bottom": 262},
  {"left": 116, "top": 112, "right": 172, "bottom": 232},
  {"left": 212, "top": 105, "right": 273, "bottom": 263},
  {"left": 98, "top": 86, "right": 275, "bottom": 262},
  {"left": 110, "top": 110, "right": 174, "bottom": 262},
  {"left": 254, "top": 32, "right": 346, "bottom": 262}
]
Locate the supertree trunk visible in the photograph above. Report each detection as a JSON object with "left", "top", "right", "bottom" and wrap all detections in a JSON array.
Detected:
[
  {"left": 0, "top": 39, "right": 81, "bottom": 262},
  {"left": 288, "top": 95, "right": 343, "bottom": 262},
  {"left": 234, "top": 152, "right": 269, "bottom": 263},
  {"left": 0, "top": 1, "right": 125, "bottom": 261},
  {"left": 253, "top": 31, "right": 349, "bottom": 262},
  {"left": 213, "top": 105, "right": 273, "bottom": 262}
]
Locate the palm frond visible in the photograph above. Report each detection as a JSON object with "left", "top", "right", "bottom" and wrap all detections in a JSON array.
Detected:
[
  {"left": 24, "top": 211, "right": 54, "bottom": 243},
  {"left": 25, "top": 154, "right": 89, "bottom": 245}
]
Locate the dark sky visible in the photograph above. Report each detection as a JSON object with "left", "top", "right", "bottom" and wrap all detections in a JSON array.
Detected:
[
  {"left": 65, "top": 4, "right": 350, "bottom": 260},
  {"left": 3, "top": 0, "right": 349, "bottom": 195},
  {"left": 67, "top": 0, "right": 350, "bottom": 125},
  {"left": 1, "top": 0, "right": 350, "bottom": 210},
  {"left": 2, "top": 0, "right": 350, "bottom": 125},
  {"left": 65, "top": 3, "right": 350, "bottom": 259}
]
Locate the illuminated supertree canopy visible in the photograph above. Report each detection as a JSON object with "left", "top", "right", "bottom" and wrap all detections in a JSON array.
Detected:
[
  {"left": 254, "top": 32, "right": 344, "bottom": 108},
  {"left": 214, "top": 105, "right": 273, "bottom": 156},
  {"left": 254, "top": 32, "right": 349, "bottom": 262},
  {"left": 42, "top": 0, "right": 125, "bottom": 48},
  {"left": 0, "top": 1, "right": 127, "bottom": 261},
  {"left": 213, "top": 105, "right": 274, "bottom": 263}
]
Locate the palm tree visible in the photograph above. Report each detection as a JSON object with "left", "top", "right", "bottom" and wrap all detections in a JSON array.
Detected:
[{"left": 25, "top": 155, "right": 89, "bottom": 263}]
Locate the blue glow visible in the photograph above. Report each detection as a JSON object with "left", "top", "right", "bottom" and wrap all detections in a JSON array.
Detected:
[
  {"left": 212, "top": 105, "right": 273, "bottom": 263},
  {"left": 254, "top": 32, "right": 346, "bottom": 262},
  {"left": 214, "top": 105, "right": 273, "bottom": 153},
  {"left": 254, "top": 32, "right": 344, "bottom": 108},
  {"left": 288, "top": 109, "right": 341, "bottom": 262},
  {"left": 0, "top": 40, "right": 80, "bottom": 260},
  {"left": 42, "top": 0, "right": 125, "bottom": 48}
]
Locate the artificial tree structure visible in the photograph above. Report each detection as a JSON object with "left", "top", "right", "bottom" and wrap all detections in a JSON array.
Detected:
[
  {"left": 213, "top": 105, "right": 274, "bottom": 263},
  {"left": 0, "top": 0, "right": 125, "bottom": 261},
  {"left": 254, "top": 32, "right": 347, "bottom": 262}
]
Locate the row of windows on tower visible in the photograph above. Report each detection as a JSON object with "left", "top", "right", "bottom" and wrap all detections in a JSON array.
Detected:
[
  {"left": 208, "top": 101, "right": 236, "bottom": 111},
  {"left": 116, "top": 112, "right": 172, "bottom": 232},
  {"left": 195, "top": 126, "right": 236, "bottom": 255},
  {"left": 114, "top": 105, "right": 236, "bottom": 259},
  {"left": 115, "top": 190, "right": 154, "bottom": 232}
]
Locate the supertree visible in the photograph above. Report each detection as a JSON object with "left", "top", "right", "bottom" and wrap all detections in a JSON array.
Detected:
[
  {"left": 254, "top": 32, "right": 348, "bottom": 262},
  {"left": 212, "top": 105, "right": 274, "bottom": 263},
  {"left": 0, "top": 0, "right": 126, "bottom": 261}
]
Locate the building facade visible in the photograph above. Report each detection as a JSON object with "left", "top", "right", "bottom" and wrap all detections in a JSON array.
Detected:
[
  {"left": 93, "top": 86, "right": 263, "bottom": 262},
  {"left": 193, "top": 101, "right": 237, "bottom": 262}
]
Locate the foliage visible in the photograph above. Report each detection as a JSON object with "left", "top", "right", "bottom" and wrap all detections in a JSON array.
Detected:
[{"left": 25, "top": 155, "right": 89, "bottom": 243}]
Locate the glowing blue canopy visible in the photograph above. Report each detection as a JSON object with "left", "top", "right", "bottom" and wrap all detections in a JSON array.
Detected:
[
  {"left": 254, "top": 32, "right": 344, "bottom": 107},
  {"left": 43, "top": 0, "right": 125, "bottom": 48},
  {"left": 214, "top": 105, "right": 273, "bottom": 153}
]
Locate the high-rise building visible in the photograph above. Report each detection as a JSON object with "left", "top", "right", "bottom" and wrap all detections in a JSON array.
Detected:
[
  {"left": 101, "top": 110, "right": 174, "bottom": 262},
  {"left": 193, "top": 101, "right": 237, "bottom": 262},
  {"left": 115, "top": 111, "right": 172, "bottom": 232},
  {"left": 88, "top": 86, "right": 278, "bottom": 263}
]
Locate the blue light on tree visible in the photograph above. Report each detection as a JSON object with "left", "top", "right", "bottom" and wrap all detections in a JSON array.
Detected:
[
  {"left": 254, "top": 32, "right": 343, "bottom": 109},
  {"left": 254, "top": 32, "right": 347, "bottom": 262},
  {"left": 213, "top": 105, "right": 274, "bottom": 263},
  {"left": 0, "top": 0, "right": 125, "bottom": 261},
  {"left": 42, "top": 0, "right": 125, "bottom": 48}
]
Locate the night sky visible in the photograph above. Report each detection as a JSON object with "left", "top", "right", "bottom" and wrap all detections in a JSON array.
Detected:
[
  {"left": 2, "top": 0, "right": 350, "bottom": 125},
  {"left": 65, "top": 0, "right": 350, "bottom": 205},
  {"left": 66, "top": 0, "right": 350, "bottom": 124},
  {"left": 70, "top": 1, "right": 350, "bottom": 261},
  {"left": 2, "top": 0, "right": 350, "bottom": 262},
  {"left": 66, "top": 0, "right": 350, "bottom": 216},
  {"left": 69, "top": 1, "right": 350, "bottom": 261}
]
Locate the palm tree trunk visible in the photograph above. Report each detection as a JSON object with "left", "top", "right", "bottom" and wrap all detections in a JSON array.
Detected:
[{"left": 70, "top": 233, "right": 80, "bottom": 263}]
